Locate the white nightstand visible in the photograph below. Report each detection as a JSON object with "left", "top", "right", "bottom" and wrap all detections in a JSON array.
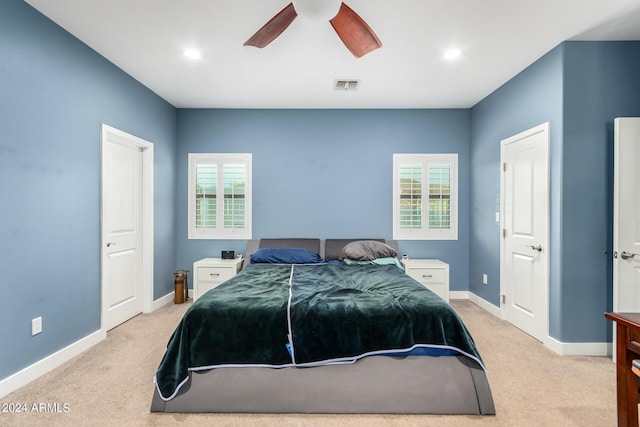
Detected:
[
  {"left": 400, "top": 259, "right": 450, "bottom": 301},
  {"left": 193, "top": 258, "right": 244, "bottom": 301}
]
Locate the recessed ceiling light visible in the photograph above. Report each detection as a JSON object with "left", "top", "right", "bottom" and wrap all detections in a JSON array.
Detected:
[
  {"left": 183, "top": 48, "right": 202, "bottom": 60},
  {"left": 443, "top": 48, "right": 462, "bottom": 60}
]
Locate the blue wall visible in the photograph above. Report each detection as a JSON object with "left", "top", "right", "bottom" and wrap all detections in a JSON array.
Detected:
[
  {"left": 0, "top": 1, "right": 177, "bottom": 380},
  {"left": 561, "top": 41, "right": 640, "bottom": 342},
  {"left": 469, "top": 41, "right": 640, "bottom": 343},
  {"left": 469, "top": 46, "right": 564, "bottom": 312},
  {"left": 175, "top": 109, "right": 471, "bottom": 293}
]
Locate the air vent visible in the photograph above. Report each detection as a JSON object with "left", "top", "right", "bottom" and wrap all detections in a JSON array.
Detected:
[{"left": 334, "top": 79, "right": 360, "bottom": 91}]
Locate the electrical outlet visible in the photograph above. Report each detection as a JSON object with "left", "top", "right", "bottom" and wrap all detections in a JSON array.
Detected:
[
  {"left": 32, "top": 317, "right": 42, "bottom": 336},
  {"left": 482, "top": 274, "right": 488, "bottom": 285}
]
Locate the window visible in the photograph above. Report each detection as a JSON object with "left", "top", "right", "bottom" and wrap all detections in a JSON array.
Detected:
[
  {"left": 188, "top": 153, "right": 252, "bottom": 239},
  {"left": 393, "top": 153, "right": 458, "bottom": 240}
]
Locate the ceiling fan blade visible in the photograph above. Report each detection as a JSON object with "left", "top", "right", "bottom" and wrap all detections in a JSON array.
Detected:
[
  {"left": 244, "top": 3, "right": 298, "bottom": 48},
  {"left": 330, "top": 3, "right": 382, "bottom": 58}
]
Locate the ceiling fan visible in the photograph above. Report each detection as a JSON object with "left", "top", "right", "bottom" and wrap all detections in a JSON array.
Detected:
[{"left": 243, "top": 2, "right": 382, "bottom": 58}]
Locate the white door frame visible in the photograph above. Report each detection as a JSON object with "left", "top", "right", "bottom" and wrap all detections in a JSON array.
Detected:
[
  {"left": 499, "top": 122, "right": 550, "bottom": 346},
  {"left": 101, "top": 124, "right": 154, "bottom": 331}
]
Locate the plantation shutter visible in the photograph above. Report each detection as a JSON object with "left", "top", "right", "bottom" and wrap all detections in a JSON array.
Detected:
[
  {"left": 223, "top": 164, "right": 246, "bottom": 229},
  {"left": 428, "top": 163, "right": 451, "bottom": 230},
  {"left": 195, "top": 164, "right": 217, "bottom": 228},
  {"left": 399, "top": 164, "right": 423, "bottom": 230},
  {"left": 393, "top": 154, "right": 457, "bottom": 240},
  {"left": 189, "top": 154, "right": 252, "bottom": 239}
]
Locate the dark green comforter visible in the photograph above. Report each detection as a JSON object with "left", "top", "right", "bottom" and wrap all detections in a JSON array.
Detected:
[{"left": 154, "top": 263, "right": 483, "bottom": 400}]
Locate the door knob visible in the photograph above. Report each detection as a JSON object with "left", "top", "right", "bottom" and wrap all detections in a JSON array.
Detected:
[
  {"left": 621, "top": 251, "right": 638, "bottom": 260},
  {"left": 106, "top": 242, "right": 117, "bottom": 247},
  {"left": 528, "top": 244, "right": 543, "bottom": 252}
]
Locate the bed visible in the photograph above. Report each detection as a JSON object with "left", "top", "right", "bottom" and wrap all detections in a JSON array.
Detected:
[{"left": 150, "top": 238, "right": 495, "bottom": 414}]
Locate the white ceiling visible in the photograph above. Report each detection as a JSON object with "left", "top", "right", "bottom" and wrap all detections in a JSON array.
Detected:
[{"left": 24, "top": 0, "right": 640, "bottom": 109}]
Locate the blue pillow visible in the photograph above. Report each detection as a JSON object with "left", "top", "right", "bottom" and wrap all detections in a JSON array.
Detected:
[{"left": 250, "top": 248, "right": 324, "bottom": 264}]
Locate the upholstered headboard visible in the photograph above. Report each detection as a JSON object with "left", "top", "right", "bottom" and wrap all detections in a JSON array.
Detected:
[
  {"left": 245, "top": 238, "right": 321, "bottom": 259},
  {"left": 324, "top": 239, "right": 382, "bottom": 260},
  {"left": 245, "top": 238, "right": 397, "bottom": 261}
]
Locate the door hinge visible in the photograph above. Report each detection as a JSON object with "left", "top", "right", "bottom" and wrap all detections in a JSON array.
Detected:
[
  {"left": 501, "top": 294, "right": 506, "bottom": 304},
  {"left": 502, "top": 229, "right": 507, "bottom": 238},
  {"left": 503, "top": 162, "right": 507, "bottom": 172}
]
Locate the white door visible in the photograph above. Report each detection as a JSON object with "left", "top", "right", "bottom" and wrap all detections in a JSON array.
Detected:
[
  {"left": 613, "top": 118, "right": 640, "bottom": 315},
  {"left": 102, "top": 128, "right": 144, "bottom": 330},
  {"left": 501, "top": 122, "right": 550, "bottom": 342}
]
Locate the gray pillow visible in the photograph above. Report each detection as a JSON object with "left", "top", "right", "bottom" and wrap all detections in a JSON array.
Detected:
[{"left": 340, "top": 240, "right": 398, "bottom": 261}]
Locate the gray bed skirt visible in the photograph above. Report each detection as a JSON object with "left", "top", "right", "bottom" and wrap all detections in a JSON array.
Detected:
[{"left": 150, "top": 354, "right": 495, "bottom": 415}]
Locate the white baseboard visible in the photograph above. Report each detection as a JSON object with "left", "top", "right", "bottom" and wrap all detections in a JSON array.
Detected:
[
  {"left": 449, "top": 290, "right": 468, "bottom": 300},
  {"left": 151, "top": 291, "right": 175, "bottom": 311},
  {"left": 1, "top": 291, "right": 177, "bottom": 399},
  {"left": 465, "top": 291, "right": 503, "bottom": 319},
  {"left": 460, "top": 292, "right": 609, "bottom": 357},
  {"left": 0, "top": 329, "right": 106, "bottom": 399},
  {"left": 545, "top": 336, "right": 612, "bottom": 357},
  {"left": 151, "top": 289, "right": 193, "bottom": 311}
]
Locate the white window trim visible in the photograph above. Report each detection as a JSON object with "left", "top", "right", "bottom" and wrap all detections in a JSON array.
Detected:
[
  {"left": 188, "top": 153, "right": 252, "bottom": 240},
  {"left": 393, "top": 153, "right": 458, "bottom": 240}
]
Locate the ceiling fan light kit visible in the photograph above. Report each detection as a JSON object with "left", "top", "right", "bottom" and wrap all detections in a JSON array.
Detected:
[
  {"left": 244, "top": 2, "right": 381, "bottom": 58},
  {"left": 294, "top": 0, "right": 343, "bottom": 21}
]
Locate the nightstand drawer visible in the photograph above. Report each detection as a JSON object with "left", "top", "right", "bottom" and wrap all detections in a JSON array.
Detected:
[
  {"left": 198, "top": 266, "right": 234, "bottom": 282},
  {"left": 407, "top": 268, "right": 445, "bottom": 283}
]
